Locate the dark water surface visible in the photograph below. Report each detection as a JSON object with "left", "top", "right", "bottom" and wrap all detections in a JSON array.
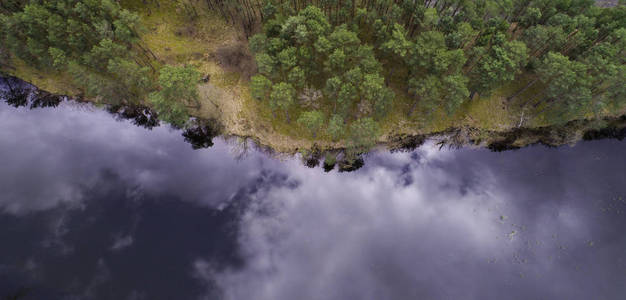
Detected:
[{"left": 1, "top": 83, "right": 626, "bottom": 300}]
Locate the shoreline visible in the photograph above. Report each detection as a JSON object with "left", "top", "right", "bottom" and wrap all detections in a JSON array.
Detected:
[{"left": 2, "top": 74, "right": 625, "bottom": 162}]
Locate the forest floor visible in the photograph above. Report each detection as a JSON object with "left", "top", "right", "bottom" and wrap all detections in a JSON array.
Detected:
[{"left": 4, "top": 1, "right": 625, "bottom": 153}]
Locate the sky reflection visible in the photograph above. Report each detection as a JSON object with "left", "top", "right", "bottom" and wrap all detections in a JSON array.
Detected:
[{"left": 0, "top": 97, "right": 625, "bottom": 300}]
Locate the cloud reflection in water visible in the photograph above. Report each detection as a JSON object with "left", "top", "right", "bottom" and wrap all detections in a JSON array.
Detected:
[
  {"left": 0, "top": 99, "right": 625, "bottom": 300},
  {"left": 209, "top": 142, "right": 626, "bottom": 300}
]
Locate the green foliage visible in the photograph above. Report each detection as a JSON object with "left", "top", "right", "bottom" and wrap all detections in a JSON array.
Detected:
[
  {"left": 83, "top": 39, "right": 126, "bottom": 70},
  {"left": 256, "top": 53, "right": 275, "bottom": 76},
  {"left": 247, "top": 1, "right": 625, "bottom": 143},
  {"left": 288, "top": 66, "right": 306, "bottom": 88},
  {"left": 323, "top": 152, "right": 337, "bottom": 167},
  {"left": 107, "top": 58, "right": 152, "bottom": 97},
  {"left": 250, "top": 74, "right": 272, "bottom": 100},
  {"left": 148, "top": 92, "right": 188, "bottom": 128},
  {"left": 5, "top": 1, "right": 142, "bottom": 62},
  {"left": 148, "top": 66, "right": 200, "bottom": 127},
  {"left": 68, "top": 62, "right": 127, "bottom": 103},
  {"left": 582, "top": 30, "right": 626, "bottom": 115},
  {"left": 155, "top": 65, "right": 201, "bottom": 105},
  {"left": 469, "top": 41, "right": 528, "bottom": 95},
  {"left": 1, "top": 0, "right": 152, "bottom": 104},
  {"left": 381, "top": 24, "right": 411, "bottom": 58},
  {"left": 297, "top": 110, "right": 325, "bottom": 137},
  {"left": 442, "top": 75, "right": 470, "bottom": 115},
  {"left": 314, "top": 36, "right": 332, "bottom": 54},
  {"left": 410, "top": 31, "right": 452, "bottom": 74},
  {"left": 270, "top": 82, "right": 296, "bottom": 121},
  {"left": 447, "top": 22, "right": 477, "bottom": 49},
  {"left": 277, "top": 47, "right": 297, "bottom": 71},
  {"left": 48, "top": 47, "right": 67, "bottom": 70},
  {"left": 348, "top": 117, "right": 379, "bottom": 153},
  {"left": 249, "top": 34, "right": 267, "bottom": 53},
  {"left": 601, "top": 64, "right": 626, "bottom": 111},
  {"left": 536, "top": 52, "right": 592, "bottom": 121},
  {"left": 408, "top": 75, "right": 441, "bottom": 117},
  {"left": 361, "top": 73, "right": 393, "bottom": 119},
  {"left": 3, "top": 0, "right": 625, "bottom": 150},
  {"left": 327, "top": 114, "right": 346, "bottom": 141},
  {"left": 250, "top": 5, "right": 397, "bottom": 142}
]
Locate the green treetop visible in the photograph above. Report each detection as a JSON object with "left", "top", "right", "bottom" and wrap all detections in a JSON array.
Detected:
[
  {"left": 270, "top": 82, "right": 297, "bottom": 122},
  {"left": 297, "top": 110, "right": 326, "bottom": 137},
  {"left": 250, "top": 74, "right": 273, "bottom": 101},
  {"left": 148, "top": 65, "right": 200, "bottom": 127},
  {"left": 348, "top": 117, "right": 380, "bottom": 153}
]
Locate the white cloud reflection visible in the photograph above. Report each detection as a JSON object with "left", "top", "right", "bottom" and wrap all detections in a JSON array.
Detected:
[
  {"left": 207, "top": 142, "right": 626, "bottom": 300},
  {"left": 1, "top": 98, "right": 625, "bottom": 300},
  {"left": 0, "top": 101, "right": 278, "bottom": 215},
  {"left": 209, "top": 145, "right": 513, "bottom": 300}
]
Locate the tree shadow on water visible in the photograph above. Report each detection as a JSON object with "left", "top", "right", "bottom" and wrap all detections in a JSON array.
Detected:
[
  {"left": 107, "top": 105, "right": 160, "bottom": 129},
  {"left": 182, "top": 120, "right": 222, "bottom": 150},
  {"left": 28, "top": 92, "right": 62, "bottom": 109},
  {"left": 1, "top": 76, "right": 30, "bottom": 108}
]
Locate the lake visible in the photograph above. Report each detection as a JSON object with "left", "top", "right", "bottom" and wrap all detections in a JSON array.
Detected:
[{"left": 1, "top": 78, "right": 625, "bottom": 300}]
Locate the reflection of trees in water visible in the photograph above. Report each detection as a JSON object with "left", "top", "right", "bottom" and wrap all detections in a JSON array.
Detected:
[
  {"left": 3, "top": 88, "right": 28, "bottom": 108},
  {"left": 107, "top": 104, "right": 160, "bottom": 129},
  {"left": 583, "top": 120, "right": 626, "bottom": 141},
  {"left": 4, "top": 76, "right": 373, "bottom": 174},
  {"left": 29, "top": 92, "right": 62, "bottom": 109},
  {"left": 1, "top": 76, "right": 30, "bottom": 108},
  {"left": 1, "top": 76, "right": 224, "bottom": 151},
  {"left": 1, "top": 76, "right": 61, "bottom": 109},
  {"left": 2, "top": 76, "right": 362, "bottom": 172},
  {"left": 301, "top": 146, "right": 322, "bottom": 169},
  {"left": 182, "top": 121, "right": 222, "bottom": 149},
  {"left": 338, "top": 156, "right": 364, "bottom": 172},
  {"left": 226, "top": 137, "right": 253, "bottom": 161}
]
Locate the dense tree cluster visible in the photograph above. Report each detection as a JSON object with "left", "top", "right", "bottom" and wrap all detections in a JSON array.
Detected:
[
  {"left": 250, "top": 6, "right": 392, "bottom": 144},
  {"left": 148, "top": 65, "right": 201, "bottom": 127},
  {"left": 0, "top": 0, "right": 208, "bottom": 128},
  {"left": 1, "top": 0, "right": 625, "bottom": 153},
  {"left": 242, "top": 0, "right": 625, "bottom": 149},
  {"left": 0, "top": 0, "right": 154, "bottom": 104}
]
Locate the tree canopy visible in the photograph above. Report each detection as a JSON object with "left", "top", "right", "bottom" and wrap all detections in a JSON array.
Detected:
[
  {"left": 2, "top": 0, "right": 625, "bottom": 152},
  {"left": 1, "top": 0, "right": 153, "bottom": 105},
  {"left": 244, "top": 0, "right": 625, "bottom": 147},
  {"left": 148, "top": 66, "right": 201, "bottom": 127}
]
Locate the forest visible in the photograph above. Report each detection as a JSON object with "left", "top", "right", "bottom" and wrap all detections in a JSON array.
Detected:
[
  {"left": 246, "top": 0, "right": 625, "bottom": 150},
  {"left": 1, "top": 0, "right": 625, "bottom": 153},
  {"left": 0, "top": 0, "right": 201, "bottom": 127}
]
